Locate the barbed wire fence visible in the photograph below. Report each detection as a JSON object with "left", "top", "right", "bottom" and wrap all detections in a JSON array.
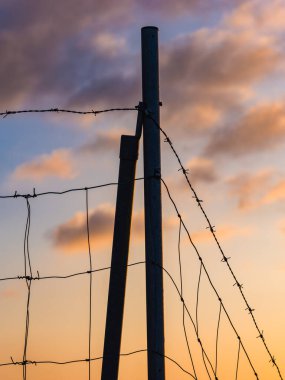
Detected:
[{"left": 0, "top": 106, "right": 283, "bottom": 379}]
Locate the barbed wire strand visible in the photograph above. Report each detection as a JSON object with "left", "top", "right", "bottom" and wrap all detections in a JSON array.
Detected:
[
  {"left": 0, "top": 107, "right": 138, "bottom": 118},
  {"left": 85, "top": 189, "right": 93, "bottom": 380},
  {"left": 178, "top": 218, "right": 198, "bottom": 379},
  {"left": 2, "top": 349, "right": 196, "bottom": 378},
  {"left": 0, "top": 261, "right": 146, "bottom": 283},
  {"left": 235, "top": 339, "right": 241, "bottom": 380},
  {"left": 0, "top": 177, "right": 146, "bottom": 200},
  {"left": 160, "top": 177, "right": 259, "bottom": 379},
  {"left": 149, "top": 112, "right": 283, "bottom": 380},
  {"left": 215, "top": 301, "right": 222, "bottom": 378}
]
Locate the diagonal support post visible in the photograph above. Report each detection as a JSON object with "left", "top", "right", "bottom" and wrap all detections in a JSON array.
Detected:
[{"left": 101, "top": 126, "right": 140, "bottom": 380}]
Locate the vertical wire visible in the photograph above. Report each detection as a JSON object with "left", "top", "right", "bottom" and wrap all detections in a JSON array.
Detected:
[
  {"left": 178, "top": 217, "right": 198, "bottom": 379},
  {"left": 214, "top": 301, "right": 222, "bottom": 378},
  {"left": 23, "top": 198, "right": 32, "bottom": 380},
  {"left": 235, "top": 339, "right": 241, "bottom": 380},
  {"left": 195, "top": 262, "right": 203, "bottom": 335},
  {"left": 194, "top": 262, "right": 213, "bottom": 380},
  {"left": 86, "top": 189, "right": 93, "bottom": 380}
]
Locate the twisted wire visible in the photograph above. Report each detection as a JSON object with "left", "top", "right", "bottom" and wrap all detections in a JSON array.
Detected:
[
  {"left": 23, "top": 198, "right": 32, "bottom": 380},
  {"left": 85, "top": 189, "right": 93, "bottom": 380}
]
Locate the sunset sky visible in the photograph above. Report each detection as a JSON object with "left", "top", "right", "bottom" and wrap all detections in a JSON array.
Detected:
[{"left": 0, "top": 0, "right": 285, "bottom": 379}]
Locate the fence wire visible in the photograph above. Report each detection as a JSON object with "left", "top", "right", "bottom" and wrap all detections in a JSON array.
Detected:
[{"left": 0, "top": 105, "right": 283, "bottom": 380}]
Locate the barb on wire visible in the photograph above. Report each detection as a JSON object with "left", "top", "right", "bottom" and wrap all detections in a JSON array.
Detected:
[
  {"left": 145, "top": 110, "right": 283, "bottom": 380},
  {"left": 0, "top": 107, "right": 138, "bottom": 118}
]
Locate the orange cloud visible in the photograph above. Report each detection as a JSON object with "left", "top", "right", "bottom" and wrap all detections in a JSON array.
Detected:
[
  {"left": 12, "top": 149, "right": 76, "bottom": 182},
  {"left": 205, "top": 102, "right": 285, "bottom": 157},
  {"left": 191, "top": 224, "right": 254, "bottom": 244},
  {"left": 227, "top": 169, "right": 274, "bottom": 211},
  {"left": 262, "top": 180, "right": 285, "bottom": 204},
  {"left": 50, "top": 204, "right": 175, "bottom": 254}
]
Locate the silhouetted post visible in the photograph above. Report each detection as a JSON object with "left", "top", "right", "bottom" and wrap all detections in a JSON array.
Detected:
[
  {"left": 101, "top": 135, "right": 139, "bottom": 380},
  {"left": 142, "top": 26, "right": 165, "bottom": 380}
]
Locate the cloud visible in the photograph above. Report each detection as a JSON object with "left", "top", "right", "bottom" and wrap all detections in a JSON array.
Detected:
[
  {"left": 187, "top": 157, "right": 218, "bottom": 184},
  {"left": 227, "top": 169, "right": 274, "bottom": 211},
  {"left": 0, "top": 0, "right": 134, "bottom": 108},
  {"left": 262, "top": 180, "right": 285, "bottom": 204},
  {"left": 159, "top": 15, "right": 282, "bottom": 133},
  {"left": 0, "top": 0, "right": 281, "bottom": 114},
  {"left": 11, "top": 149, "right": 76, "bottom": 181},
  {"left": 78, "top": 129, "right": 126, "bottom": 154},
  {"left": 205, "top": 101, "right": 285, "bottom": 157},
  {"left": 50, "top": 204, "right": 175, "bottom": 254},
  {"left": 225, "top": 0, "right": 285, "bottom": 33},
  {"left": 191, "top": 224, "right": 254, "bottom": 243}
]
